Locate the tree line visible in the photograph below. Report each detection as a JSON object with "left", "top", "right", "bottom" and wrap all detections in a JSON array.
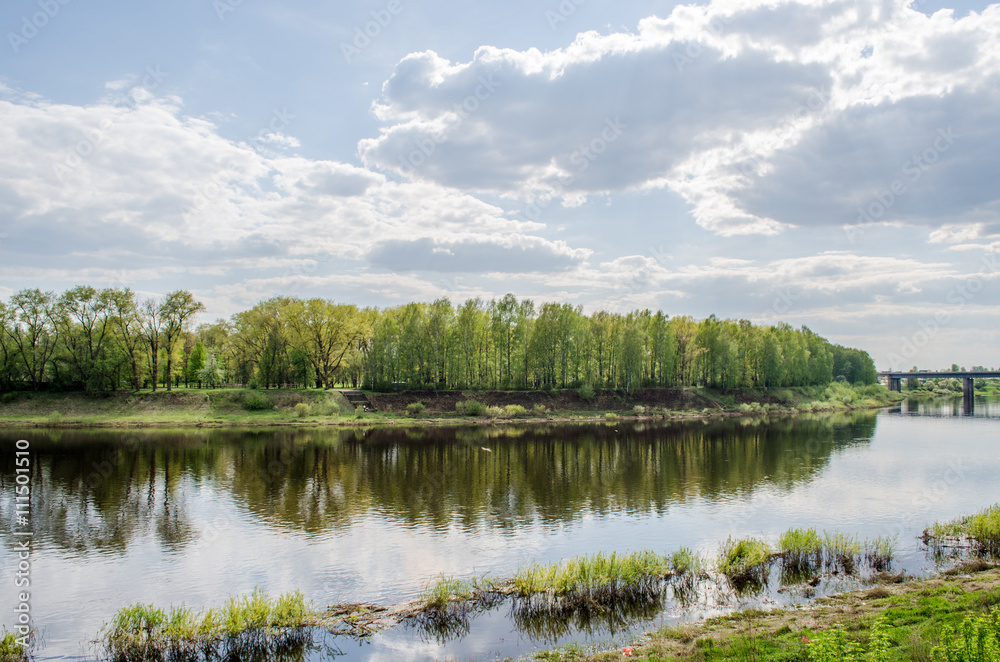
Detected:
[{"left": 0, "top": 287, "right": 878, "bottom": 393}]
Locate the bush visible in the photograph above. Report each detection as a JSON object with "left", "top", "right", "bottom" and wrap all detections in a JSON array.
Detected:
[
  {"left": 604, "top": 412, "right": 619, "bottom": 421},
  {"left": 504, "top": 404, "right": 527, "bottom": 418},
  {"left": 406, "top": 402, "right": 426, "bottom": 417},
  {"left": 578, "top": 384, "right": 595, "bottom": 400},
  {"left": 293, "top": 403, "right": 310, "bottom": 418},
  {"left": 241, "top": 392, "right": 273, "bottom": 411},
  {"left": 311, "top": 400, "right": 340, "bottom": 416},
  {"left": 930, "top": 607, "right": 1000, "bottom": 662},
  {"left": 48, "top": 411, "right": 63, "bottom": 423},
  {"left": 632, "top": 405, "right": 646, "bottom": 415},
  {"left": 532, "top": 403, "right": 548, "bottom": 415},
  {"left": 456, "top": 399, "right": 487, "bottom": 416},
  {"left": 354, "top": 405, "right": 365, "bottom": 419},
  {"left": 485, "top": 405, "right": 504, "bottom": 419}
]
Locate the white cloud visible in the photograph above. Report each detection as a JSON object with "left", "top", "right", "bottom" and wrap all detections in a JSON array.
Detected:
[{"left": 358, "top": 0, "right": 1000, "bottom": 236}]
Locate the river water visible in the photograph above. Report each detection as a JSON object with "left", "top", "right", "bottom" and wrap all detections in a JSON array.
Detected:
[{"left": 1, "top": 395, "right": 998, "bottom": 660}]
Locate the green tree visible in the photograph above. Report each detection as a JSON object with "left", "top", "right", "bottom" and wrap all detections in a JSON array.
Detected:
[
  {"left": 159, "top": 290, "right": 205, "bottom": 391},
  {"left": 187, "top": 341, "right": 206, "bottom": 387},
  {"left": 9, "top": 289, "right": 61, "bottom": 391}
]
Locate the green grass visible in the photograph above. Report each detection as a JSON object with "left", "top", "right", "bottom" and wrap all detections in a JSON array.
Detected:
[
  {"left": 99, "top": 589, "right": 314, "bottom": 662},
  {"left": 926, "top": 504, "right": 1000, "bottom": 556},
  {"left": 717, "top": 537, "right": 773, "bottom": 590},
  {"left": 671, "top": 547, "right": 704, "bottom": 576},
  {"left": 549, "top": 566, "right": 1000, "bottom": 661},
  {"left": 512, "top": 550, "right": 672, "bottom": 617},
  {"left": 420, "top": 574, "right": 476, "bottom": 610},
  {"left": 0, "top": 629, "right": 29, "bottom": 662}
]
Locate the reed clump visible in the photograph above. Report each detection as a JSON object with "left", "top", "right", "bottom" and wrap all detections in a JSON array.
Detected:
[
  {"left": 99, "top": 589, "right": 314, "bottom": 662},
  {"left": 0, "top": 628, "right": 30, "bottom": 662},
  {"left": 670, "top": 546, "right": 704, "bottom": 577},
  {"left": 779, "top": 527, "right": 824, "bottom": 571},
  {"left": 823, "top": 531, "right": 863, "bottom": 574},
  {"left": 419, "top": 575, "right": 476, "bottom": 610},
  {"left": 865, "top": 535, "right": 897, "bottom": 572},
  {"left": 924, "top": 503, "right": 1000, "bottom": 557},
  {"left": 717, "top": 537, "right": 773, "bottom": 590},
  {"left": 512, "top": 550, "right": 672, "bottom": 616}
]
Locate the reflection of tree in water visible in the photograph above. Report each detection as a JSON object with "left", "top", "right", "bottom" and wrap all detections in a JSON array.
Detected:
[
  {"left": 0, "top": 430, "right": 229, "bottom": 554},
  {"left": 0, "top": 412, "right": 876, "bottom": 552}
]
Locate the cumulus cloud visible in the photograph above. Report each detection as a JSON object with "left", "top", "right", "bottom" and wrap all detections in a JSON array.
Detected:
[
  {"left": 358, "top": 0, "right": 1000, "bottom": 236},
  {"left": 0, "top": 81, "right": 580, "bottom": 289}
]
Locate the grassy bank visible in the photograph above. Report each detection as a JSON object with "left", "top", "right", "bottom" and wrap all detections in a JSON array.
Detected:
[
  {"left": 539, "top": 565, "right": 1000, "bottom": 661},
  {"left": 0, "top": 383, "right": 902, "bottom": 429},
  {"left": 533, "top": 506, "right": 1000, "bottom": 661}
]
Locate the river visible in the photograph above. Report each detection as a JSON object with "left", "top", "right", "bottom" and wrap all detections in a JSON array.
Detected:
[{"left": 1, "top": 395, "right": 998, "bottom": 660}]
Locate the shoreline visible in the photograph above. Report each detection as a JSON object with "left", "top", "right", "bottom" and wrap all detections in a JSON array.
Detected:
[
  {"left": 568, "top": 563, "right": 1000, "bottom": 661},
  {"left": 0, "top": 384, "right": 911, "bottom": 430}
]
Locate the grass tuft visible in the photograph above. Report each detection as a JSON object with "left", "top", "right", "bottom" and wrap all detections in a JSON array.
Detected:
[
  {"left": 925, "top": 503, "right": 1000, "bottom": 557},
  {"left": 718, "top": 537, "right": 773, "bottom": 591},
  {"left": 99, "top": 589, "right": 314, "bottom": 662}
]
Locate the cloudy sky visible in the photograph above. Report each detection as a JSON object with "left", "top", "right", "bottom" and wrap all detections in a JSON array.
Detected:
[{"left": 1, "top": 0, "right": 998, "bottom": 369}]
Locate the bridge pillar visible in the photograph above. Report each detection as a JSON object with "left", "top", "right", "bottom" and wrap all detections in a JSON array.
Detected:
[
  {"left": 964, "top": 377, "right": 975, "bottom": 413},
  {"left": 888, "top": 376, "right": 901, "bottom": 392}
]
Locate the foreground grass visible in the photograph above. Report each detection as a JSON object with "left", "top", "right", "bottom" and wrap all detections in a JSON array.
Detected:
[
  {"left": 537, "top": 566, "right": 1000, "bottom": 661},
  {"left": 99, "top": 589, "right": 315, "bottom": 662}
]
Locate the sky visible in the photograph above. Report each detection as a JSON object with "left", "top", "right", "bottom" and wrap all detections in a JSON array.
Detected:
[{"left": 1, "top": 0, "right": 998, "bottom": 370}]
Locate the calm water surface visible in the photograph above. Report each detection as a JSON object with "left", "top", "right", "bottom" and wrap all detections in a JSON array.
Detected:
[{"left": 1, "top": 395, "right": 998, "bottom": 660}]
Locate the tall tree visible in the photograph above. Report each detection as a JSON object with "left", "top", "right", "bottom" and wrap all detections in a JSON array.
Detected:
[
  {"left": 159, "top": 291, "right": 205, "bottom": 391},
  {"left": 140, "top": 298, "right": 163, "bottom": 391},
  {"left": 9, "top": 289, "right": 61, "bottom": 391}
]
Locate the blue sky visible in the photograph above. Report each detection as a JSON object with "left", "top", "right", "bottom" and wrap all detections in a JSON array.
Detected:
[{"left": 1, "top": 0, "right": 999, "bottom": 369}]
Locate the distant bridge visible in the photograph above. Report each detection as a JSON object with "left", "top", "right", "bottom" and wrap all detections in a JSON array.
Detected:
[{"left": 880, "top": 371, "right": 1000, "bottom": 400}]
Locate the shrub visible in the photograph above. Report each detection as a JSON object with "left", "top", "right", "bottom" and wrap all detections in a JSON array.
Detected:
[
  {"left": 930, "top": 607, "right": 1000, "bottom": 662},
  {"left": 808, "top": 617, "right": 890, "bottom": 662},
  {"left": 406, "top": 402, "right": 426, "bottom": 417},
  {"left": 604, "top": 412, "right": 619, "bottom": 421},
  {"left": 311, "top": 400, "right": 340, "bottom": 416},
  {"left": 504, "top": 404, "right": 527, "bottom": 418},
  {"left": 456, "top": 399, "right": 487, "bottom": 416},
  {"left": 578, "top": 384, "right": 595, "bottom": 400},
  {"left": 532, "top": 403, "right": 548, "bottom": 415},
  {"left": 48, "top": 411, "right": 63, "bottom": 423},
  {"left": 354, "top": 405, "right": 365, "bottom": 419},
  {"left": 293, "top": 403, "right": 310, "bottom": 418},
  {"left": 485, "top": 405, "right": 504, "bottom": 419},
  {"left": 632, "top": 405, "right": 646, "bottom": 415},
  {"left": 241, "top": 392, "right": 273, "bottom": 411}
]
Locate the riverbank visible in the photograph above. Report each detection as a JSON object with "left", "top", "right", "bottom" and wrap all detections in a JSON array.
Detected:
[
  {"left": 541, "top": 562, "right": 1000, "bottom": 661},
  {"left": 0, "top": 384, "right": 904, "bottom": 429}
]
